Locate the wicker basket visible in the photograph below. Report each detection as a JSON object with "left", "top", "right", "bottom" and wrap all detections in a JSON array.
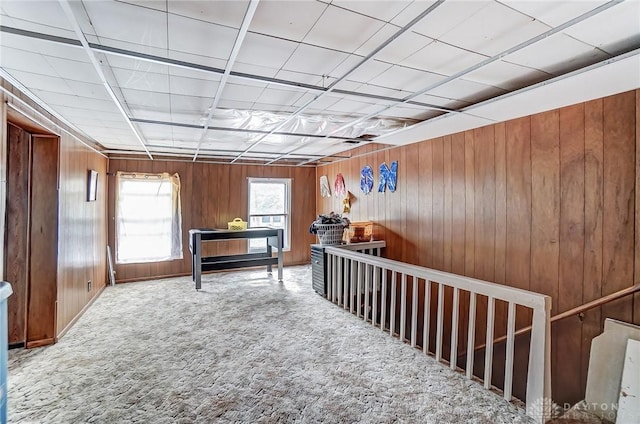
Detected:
[
  {"left": 227, "top": 218, "right": 247, "bottom": 230},
  {"left": 315, "top": 223, "right": 346, "bottom": 245}
]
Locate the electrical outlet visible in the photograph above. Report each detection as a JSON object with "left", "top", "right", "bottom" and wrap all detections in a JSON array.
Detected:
[{"left": 87, "top": 280, "right": 92, "bottom": 292}]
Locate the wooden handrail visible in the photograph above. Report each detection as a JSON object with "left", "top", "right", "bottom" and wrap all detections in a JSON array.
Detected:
[{"left": 461, "top": 283, "right": 640, "bottom": 356}]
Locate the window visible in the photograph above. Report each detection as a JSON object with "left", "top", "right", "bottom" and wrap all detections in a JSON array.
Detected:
[
  {"left": 248, "top": 178, "right": 291, "bottom": 251},
  {"left": 115, "top": 172, "right": 183, "bottom": 264}
]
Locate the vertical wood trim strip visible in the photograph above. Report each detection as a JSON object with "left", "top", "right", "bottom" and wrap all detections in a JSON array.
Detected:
[
  {"left": 484, "top": 296, "right": 495, "bottom": 389},
  {"left": 504, "top": 301, "right": 517, "bottom": 401},
  {"left": 450, "top": 287, "right": 460, "bottom": 370}
]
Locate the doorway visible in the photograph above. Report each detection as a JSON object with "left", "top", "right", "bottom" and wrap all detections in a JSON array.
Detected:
[{"left": 3, "top": 121, "right": 59, "bottom": 348}]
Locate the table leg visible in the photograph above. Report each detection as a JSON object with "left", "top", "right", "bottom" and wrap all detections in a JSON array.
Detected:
[
  {"left": 195, "top": 233, "right": 202, "bottom": 290},
  {"left": 267, "top": 240, "right": 273, "bottom": 274},
  {"left": 277, "top": 230, "right": 283, "bottom": 282}
]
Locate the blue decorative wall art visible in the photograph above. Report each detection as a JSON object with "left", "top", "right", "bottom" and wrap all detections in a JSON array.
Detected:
[
  {"left": 378, "top": 161, "right": 398, "bottom": 192},
  {"left": 360, "top": 165, "right": 374, "bottom": 194}
]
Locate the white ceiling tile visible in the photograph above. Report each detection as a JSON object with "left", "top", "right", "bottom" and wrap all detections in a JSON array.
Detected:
[
  {"left": 2, "top": 69, "right": 73, "bottom": 95},
  {"left": 464, "top": 60, "right": 550, "bottom": 91},
  {"left": 503, "top": 0, "right": 608, "bottom": 27},
  {"left": 283, "top": 43, "right": 350, "bottom": 75},
  {"left": 303, "top": 4, "right": 386, "bottom": 52},
  {"left": 435, "top": 2, "right": 551, "bottom": 56},
  {"left": 249, "top": 102, "right": 298, "bottom": 113},
  {"left": 380, "top": 105, "right": 440, "bottom": 120},
  {"left": 0, "top": 1, "right": 75, "bottom": 37},
  {"left": 375, "top": 30, "right": 434, "bottom": 64},
  {"left": 256, "top": 86, "right": 307, "bottom": 106},
  {"left": 110, "top": 66, "right": 170, "bottom": 93},
  {"left": 221, "top": 82, "right": 266, "bottom": 103},
  {"left": 339, "top": 59, "right": 391, "bottom": 84},
  {"left": 31, "top": 88, "right": 119, "bottom": 113},
  {"left": 52, "top": 105, "right": 123, "bottom": 122},
  {"left": 129, "top": 109, "right": 174, "bottom": 122},
  {"left": 168, "top": 0, "right": 249, "bottom": 27},
  {"left": 368, "top": 66, "right": 444, "bottom": 92},
  {"left": 505, "top": 33, "right": 610, "bottom": 75},
  {"left": 115, "top": 1, "right": 168, "bottom": 12},
  {"left": 43, "top": 55, "right": 102, "bottom": 84},
  {"left": 168, "top": 14, "right": 237, "bottom": 61},
  {"left": 170, "top": 94, "right": 211, "bottom": 114},
  {"left": 250, "top": 1, "right": 328, "bottom": 42},
  {"left": 397, "top": 1, "right": 486, "bottom": 38},
  {"left": 104, "top": 55, "right": 170, "bottom": 75},
  {"left": 323, "top": 98, "right": 382, "bottom": 115},
  {"left": 400, "top": 41, "right": 486, "bottom": 76},
  {"left": 332, "top": 1, "right": 413, "bottom": 22},
  {"left": 236, "top": 33, "right": 299, "bottom": 69},
  {"left": 171, "top": 112, "right": 205, "bottom": 127},
  {"left": 121, "top": 88, "right": 170, "bottom": 111},
  {"left": 331, "top": 79, "right": 363, "bottom": 92},
  {"left": 166, "top": 50, "right": 228, "bottom": 70},
  {"left": 169, "top": 74, "right": 220, "bottom": 97},
  {"left": 354, "top": 83, "right": 413, "bottom": 100},
  {"left": 217, "top": 99, "right": 256, "bottom": 110},
  {"left": 231, "top": 61, "right": 280, "bottom": 79},
  {"left": 425, "top": 78, "right": 507, "bottom": 104},
  {"left": 83, "top": 1, "right": 168, "bottom": 49},
  {"left": 273, "top": 69, "right": 321, "bottom": 87},
  {"left": 563, "top": 1, "right": 640, "bottom": 55},
  {"left": 0, "top": 46, "right": 58, "bottom": 75},
  {"left": 412, "top": 94, "right": 472, "bottom": 110},
  {"left": 297, "top": 94, "right": 341, "bottom": 111}
]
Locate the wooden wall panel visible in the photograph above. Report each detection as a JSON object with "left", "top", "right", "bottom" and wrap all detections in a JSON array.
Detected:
[
  {"left": 315, "top": 89, "right": 640, "bottom": 405},
  {"left": 56, "top": 132, "right": 108, "bottom": 338},
  {"left": 557, "top": 104, "right": 586, "bottom": 404},
  {"left": 602, "top": 92, "right": 636, "bottom": 324},
  {"left": 108, "top": 160, "right": 317, "bottom": 281},
  {"left": 583, "top": 98, "right": 604, "bottom": 393}
]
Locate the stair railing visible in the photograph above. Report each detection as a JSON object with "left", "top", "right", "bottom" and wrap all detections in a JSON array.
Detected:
[{"left": 323, "top": 246, "right": 552, "bottom": 424}]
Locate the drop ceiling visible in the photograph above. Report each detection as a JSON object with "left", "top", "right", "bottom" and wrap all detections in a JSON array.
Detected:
[{"left": 0, "top": 0, "right": 639, "bottom": 165}]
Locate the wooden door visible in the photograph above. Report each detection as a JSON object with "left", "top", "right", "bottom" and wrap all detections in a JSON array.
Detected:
[{"left": 4, "top": 124, "right": 30, "bottom": 345}]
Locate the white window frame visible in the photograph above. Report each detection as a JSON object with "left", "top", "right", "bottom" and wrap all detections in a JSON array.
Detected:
[
  {"left": 115, "top": 172, "right": 183, "bottom": 264},
  {"left": 247, "top": 177, "right": 291, "bottom": 252}
]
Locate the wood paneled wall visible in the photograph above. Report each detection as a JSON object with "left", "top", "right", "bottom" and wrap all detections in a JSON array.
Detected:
[
  {"left": 107, "top": 160, "right": 317, "bottom": 282},
  {"left": 56, "top": 132, "right": 108, "bottom": 338},
  {"left": 317, "top": 89, "right": 640, "bottom": 405},
  {"left": 1, "top": 80, "right": 109, "bottom": 344}
]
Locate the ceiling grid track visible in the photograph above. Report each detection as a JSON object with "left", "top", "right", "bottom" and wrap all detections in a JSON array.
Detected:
[
  {"left": 192, "top": 0, "right": 260, "bottom": 161},
  {"left": 58, "top": 0, "right": 153, "bottom": 159},
  {"left": 229, "top": 0, "right": 447, "bottom": 164},
  {"left": 295, "top": 0, "right": 625, "bottom": 166}
]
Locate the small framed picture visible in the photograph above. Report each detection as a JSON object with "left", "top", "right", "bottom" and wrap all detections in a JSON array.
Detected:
[{"left": 87, "top": 169, "right": 98, "bottom": 202}]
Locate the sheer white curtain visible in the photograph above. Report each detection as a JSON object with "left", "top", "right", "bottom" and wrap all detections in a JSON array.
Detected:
[{"left": 115, "top": 172, "right": 182, "bottom": 264}]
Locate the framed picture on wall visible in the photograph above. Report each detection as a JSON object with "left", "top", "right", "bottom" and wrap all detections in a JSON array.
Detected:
[{"left": 87, "top": 169, "right": 98, "bottom": 202}]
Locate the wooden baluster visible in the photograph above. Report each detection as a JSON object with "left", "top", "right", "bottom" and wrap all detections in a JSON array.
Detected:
[
  {"left": 466, "top": 293, "right": 476, "bottom": 379},
  {"left": 390, "top": 272, "right": 397, "bottom": 336},
  {"left": 423, "top": 280, "right": 431, "bottom": 354},
  {"left": 400, "top": 274, "right": 407, "bottom": 341},
  {"left": 436, "top": 283, "right": 444, "bottom": 362},
  {"left": 504, "top": 301, "right": 516, "bottom": 401},
  {"left": 484, "top": 296, "right": 495, "bottom": 389},
  {"left": 450, "top": 287, "right": 459, "bottom": 370}
]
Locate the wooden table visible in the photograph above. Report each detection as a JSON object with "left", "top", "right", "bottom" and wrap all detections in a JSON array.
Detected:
[{"left": 188, "top": 228, "right": 284, "bottom": 290}]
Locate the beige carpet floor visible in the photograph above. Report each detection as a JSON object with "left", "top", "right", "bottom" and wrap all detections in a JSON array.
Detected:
[{"left": 8, "top": 265, "right": 532, "bottom": 423}]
